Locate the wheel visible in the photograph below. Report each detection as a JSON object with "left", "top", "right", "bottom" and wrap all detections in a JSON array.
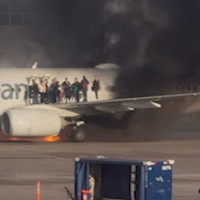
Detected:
[{"left": 72, "top": 127, "right": 86, "bottom": 142}]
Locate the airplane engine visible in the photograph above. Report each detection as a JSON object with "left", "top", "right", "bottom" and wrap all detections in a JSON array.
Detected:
[{"left": 1, "top": 109, "right": 64, "bottom": 137}]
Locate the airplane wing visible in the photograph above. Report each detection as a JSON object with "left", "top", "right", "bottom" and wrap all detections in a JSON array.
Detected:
[
  {"left": 56, "top": 92, "right": 200, "bottom": 116},
  {"left": 2, "top": 92, "right": 200, "bottom": 140}
]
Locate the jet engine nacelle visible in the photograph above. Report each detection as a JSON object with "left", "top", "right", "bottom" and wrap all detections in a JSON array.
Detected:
[{"left": 1, "top": 109, "right": 63, "bottom": 136}]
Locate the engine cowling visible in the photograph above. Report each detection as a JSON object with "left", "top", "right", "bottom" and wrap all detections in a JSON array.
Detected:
[{"left": 1, "top": 109, "right": 64, "bottom": 136}]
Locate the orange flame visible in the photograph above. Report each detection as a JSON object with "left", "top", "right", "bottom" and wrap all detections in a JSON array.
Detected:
[
  {"left": 0, "top": 131, "right": 62, "bottom": 142},
  {"left": 42, "top": 135, "right": 61, "bottom": 142},
  {"left": 10, "top": 137, "right": 23, "bottom": 141}
]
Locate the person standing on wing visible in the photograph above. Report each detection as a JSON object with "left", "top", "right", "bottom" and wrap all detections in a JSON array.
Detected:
[
  {"left": 92, "top": 76, "right": 100, "bottom": 99},
  {"left": 81, "top": 76, "right": 89, "bottom": 102}
]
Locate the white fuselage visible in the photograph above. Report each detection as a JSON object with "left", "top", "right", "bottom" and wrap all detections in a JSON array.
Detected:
[{"left": 0, "top": 68, "right": 118, "bottom": 113}]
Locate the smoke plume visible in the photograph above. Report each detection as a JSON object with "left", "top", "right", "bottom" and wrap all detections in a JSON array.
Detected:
[
  {"left": 103, "top": 0, "right": 200, "bottom": 141},
  {"left": 0, "top": 0, "right": 104, "bottom": 68},
  {"left": 105, "top": 0, "right": 200, "bottom": 97}
]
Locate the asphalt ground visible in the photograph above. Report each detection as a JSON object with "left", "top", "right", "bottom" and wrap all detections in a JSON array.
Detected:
[{"left": 0, "top": 139, "right": 199, "bottom": 200}]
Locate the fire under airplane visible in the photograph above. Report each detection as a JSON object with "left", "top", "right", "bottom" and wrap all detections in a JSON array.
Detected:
[{"left": 0, "top": 63, "right": 200, "bottom": 142}]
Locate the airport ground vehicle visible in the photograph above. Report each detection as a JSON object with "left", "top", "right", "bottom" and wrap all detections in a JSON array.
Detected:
[{"left": 69, "top": 157, "right": 174, "bottom": 200}]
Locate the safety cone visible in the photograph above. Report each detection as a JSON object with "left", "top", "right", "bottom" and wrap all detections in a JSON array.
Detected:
[
  {"left": 82, "top": 189, "right": 90, "bottom": 200},
  {"left": 36, "top": 181, "right": 41, "bottom": 200}
]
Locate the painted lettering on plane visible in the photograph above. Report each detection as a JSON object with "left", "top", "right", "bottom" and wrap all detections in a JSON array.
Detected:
[
  {"left": 0, "top": 75, "right": 50, "bottom": 100},
  {"left": 0, "top": 83, "right": 27, "bottom": 100}
]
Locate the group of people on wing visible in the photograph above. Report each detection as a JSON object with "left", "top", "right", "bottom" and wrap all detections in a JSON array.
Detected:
[{"left": 25, "top": 76, "right": 100, "bottom": 104}]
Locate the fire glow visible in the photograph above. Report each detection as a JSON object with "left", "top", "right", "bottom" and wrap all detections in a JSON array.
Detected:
[
  {"left": 10, "top": 137, "right": 24, "bottom": 141},
  {"left": 42, "top": 135, "right": 61, "bottom": 142},
  {"left": 0, "top": 131, "right": 62, "bottom": 142}
]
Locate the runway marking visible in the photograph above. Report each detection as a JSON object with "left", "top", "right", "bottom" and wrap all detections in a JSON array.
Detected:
[
  {"left": 0, "top": 176, "right": 74, "bottom": 181},
  {"left": 175, "top": 173, "right": 200, "bottom": 177}
]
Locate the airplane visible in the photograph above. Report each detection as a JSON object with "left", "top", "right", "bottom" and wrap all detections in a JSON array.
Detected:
[{"left": 0, "top": 63, "right": 200, "bottom": 142}]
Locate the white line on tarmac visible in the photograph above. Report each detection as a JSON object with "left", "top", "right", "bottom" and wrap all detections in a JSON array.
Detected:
[{"left": 175, "top": 174, "right": 200, "bottom": 177}]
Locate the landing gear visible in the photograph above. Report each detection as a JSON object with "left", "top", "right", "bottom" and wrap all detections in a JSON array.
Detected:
[
  {"left": 65, "top": 123, "right": 87, "bottom": 142},
  {"left": 72, "top": 126, "right": 86, "bottom": 142}
]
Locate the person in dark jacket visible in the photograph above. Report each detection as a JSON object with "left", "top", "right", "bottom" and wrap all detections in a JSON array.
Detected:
[
  {"left": 62, "top": 78, "right": 72, "bottom": 103},
  {"left": 92, "top": 76, "right": 100, "bottom": 99},
  {"left": 31, "top": 79, "right": 39, "bottom": 104},
  {"left": 81, "top": 76, "right": 89, "bottom": 102},
  {"left": 49, "top": 78, "right": 59, "bottom": 103}
]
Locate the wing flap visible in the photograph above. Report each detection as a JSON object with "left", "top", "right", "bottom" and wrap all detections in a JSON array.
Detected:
[
  {"left": 95, "top": 105, "right": 134, "bottom": 113},
  {"left": 55, "top": 92, "right": 200, "bottom": 116},
  {"left": 121, "top": 101, "right": 161, "bottom": 109},
  {"left": 95, "top": 101, "right": 161, "bottom": 113}
]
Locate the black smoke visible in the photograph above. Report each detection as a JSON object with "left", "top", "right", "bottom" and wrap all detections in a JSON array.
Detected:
[
  {"left": 0, "top": 0, "right": 104, "bottom": 68},
  {"left": 2, "top": 0, "right": 200, "bottom": 74},
  {"left": 34, "top": 0, "right": 105, "bottom": 67},
  {"left": 106, "top": 0, "right": 200, "bottom": 97},
  {"left": 101, "top": 0, "right": 200, "bottom": 142}
]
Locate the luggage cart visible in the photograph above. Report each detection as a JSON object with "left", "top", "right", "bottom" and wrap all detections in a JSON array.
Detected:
[{"left": 74, "top": 157, "right": 174, "bottom": 200}]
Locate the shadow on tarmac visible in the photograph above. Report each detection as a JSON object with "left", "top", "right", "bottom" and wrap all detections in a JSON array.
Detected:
[{"left": 84, "top": 109, "right": 200, "bottom": 142}]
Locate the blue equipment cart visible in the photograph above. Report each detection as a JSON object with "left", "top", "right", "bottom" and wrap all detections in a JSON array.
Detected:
[{"left": 74, "top": 157, "right": 174, "bottom": 200}]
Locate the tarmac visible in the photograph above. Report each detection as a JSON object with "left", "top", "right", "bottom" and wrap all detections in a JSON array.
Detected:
[{"left": 0, "top": 139, "right": 199, "bottom": 200}]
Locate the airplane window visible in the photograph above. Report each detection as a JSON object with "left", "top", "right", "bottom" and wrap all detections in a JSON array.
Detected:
[
  {"left": 24, "top": 13, "right": 33, "bottom": 25},
  {"left": 11, "top": 13, "right": 22, "bottom": 25},
  {"left": 0, "top": 0, "right": 34, "bottom": 25},
  {"left": 11, "top": 0, "right": 34, "bottom": 12},
  {"left": 0, "top": 14, "right": 9, "bottom": 25},
  {"left": 0, "top": 1, "right": 9, "bottom": 12},
  {"left": 11, "top": 0, "right": 28, "bottom": 12},
  {"left": 11, "top": 0, "right": 23, "bottom": 12}
]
